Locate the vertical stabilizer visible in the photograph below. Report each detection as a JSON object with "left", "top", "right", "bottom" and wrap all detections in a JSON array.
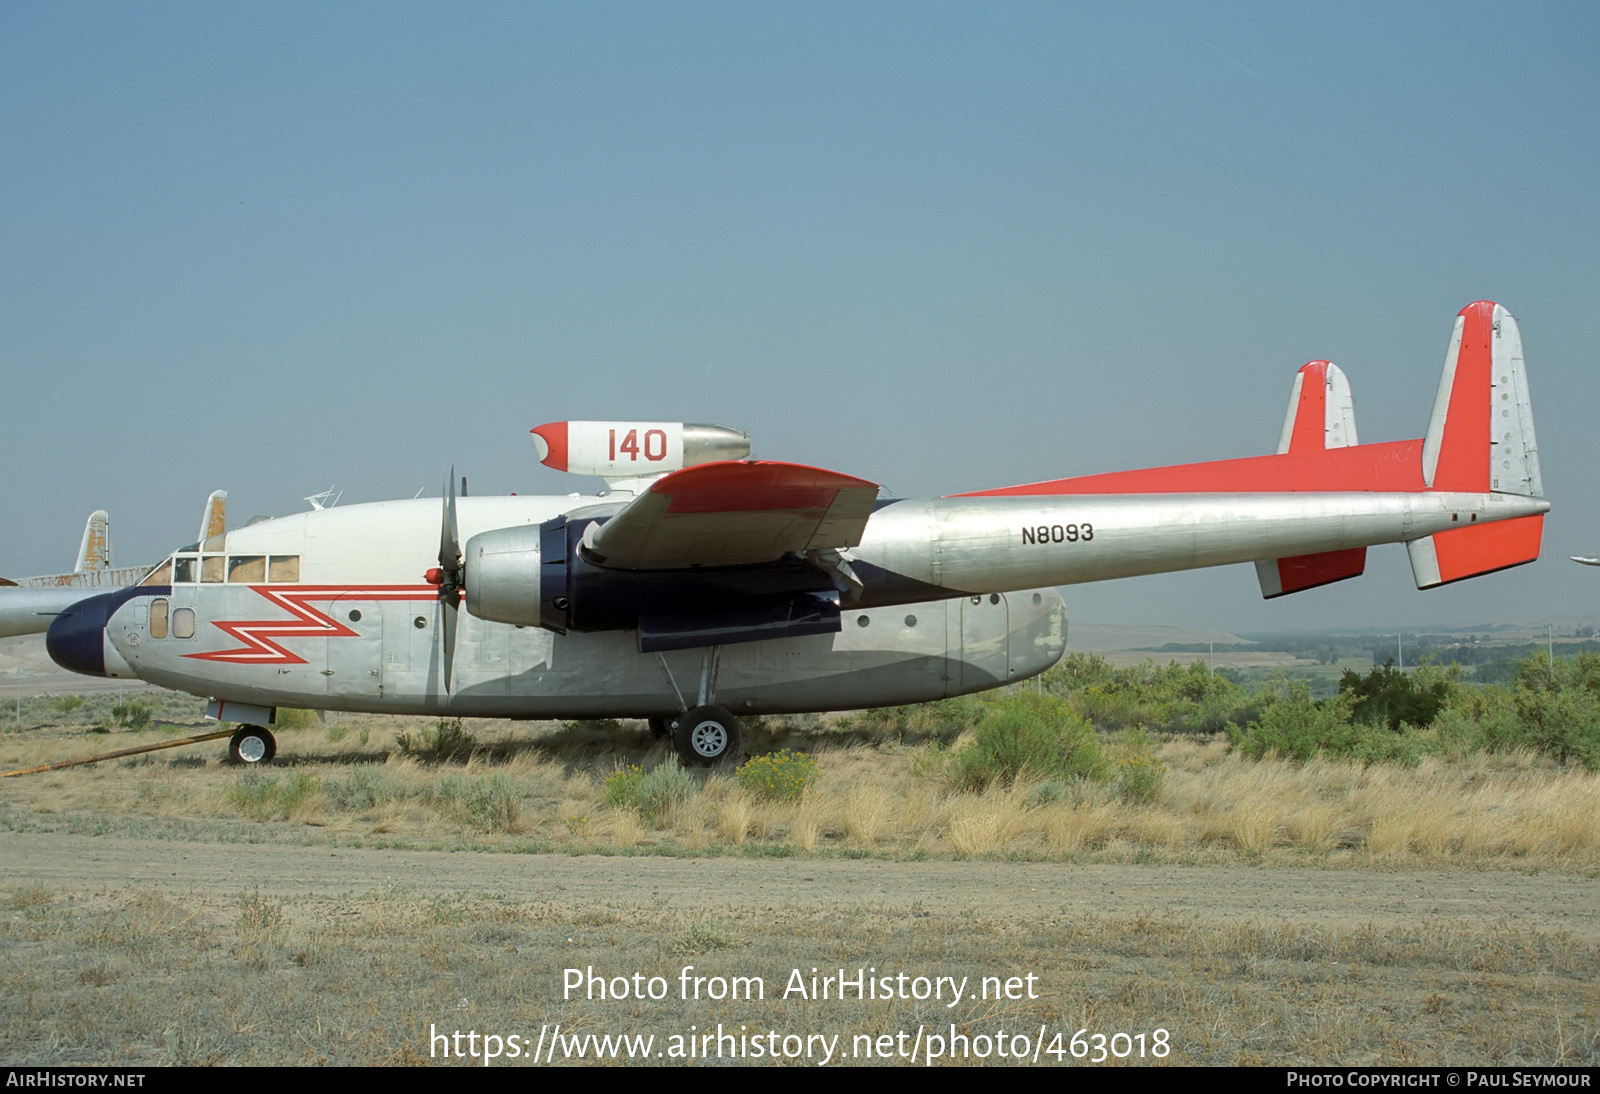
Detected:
[
  {"left": 1410, "top": 302, "right": 1544, "bottom": 588},
  {"left": 1257, "top": 361, "right": 1366, "bottom": 597},
  {"left": 1422, "top": 302, "right": 1542, "bottom": 496},
  {"left": 1276, "top": 361, "right": 1358, "bottom": 454},
  {"left": 75, "top": 511, "right": 111, "bottom": 572}
]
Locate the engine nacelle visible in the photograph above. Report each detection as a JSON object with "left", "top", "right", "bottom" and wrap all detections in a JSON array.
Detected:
[
  {"left": 529, "top": 421, "right": 749, "bottom": 479},
  {"left": 464, "top": 514, "right": 841, "bottom": 652}
]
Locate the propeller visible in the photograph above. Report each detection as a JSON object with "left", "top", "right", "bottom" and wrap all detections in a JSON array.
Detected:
[{"left": 426, "top": 467, "right": 463, "bottom": 692}]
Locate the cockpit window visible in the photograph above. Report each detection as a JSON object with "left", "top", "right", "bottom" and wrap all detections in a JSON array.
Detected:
[
  {"left": 173, "top": 555, "right": 198, "bottom": 583},
  {"left": 269, "top": 556, "right": 300, "bottom": 582},
  {"left": 228, "top": 556, "right": 266, "bottom": 583},
  {"left": 139, "top": 560, "right": 173, "bottom": 587},
  {"left": 201, "top": 556, "right": 225, "bottom": 583}
]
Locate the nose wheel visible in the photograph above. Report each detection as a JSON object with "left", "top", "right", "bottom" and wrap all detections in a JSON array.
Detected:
[
  {"left": 670, "top": 705, "right": 741, "bottom": 767},
  {"left": 228, "top": 725, "right": 277, "bottom": 766}
]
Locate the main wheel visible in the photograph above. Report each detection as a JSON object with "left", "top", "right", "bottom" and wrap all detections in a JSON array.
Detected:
[
  {"left": 228, "top": 725, "right": 277, "bottom": 766},
  {"left": 672, "top": 705, "right": 741, "bottom": 767}
]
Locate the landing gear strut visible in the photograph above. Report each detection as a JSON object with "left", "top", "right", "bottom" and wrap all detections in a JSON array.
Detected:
[{"left": 228, "top": 725, "right": 277, "bottom": 766}]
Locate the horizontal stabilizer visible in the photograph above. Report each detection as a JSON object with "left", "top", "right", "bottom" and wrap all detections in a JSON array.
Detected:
[
  {"left": 1407, "top": 514, "right": 1543, "bottom": 589},
  {"left": 1254, "top": 548, "right": 1367, "bottom": 599}
]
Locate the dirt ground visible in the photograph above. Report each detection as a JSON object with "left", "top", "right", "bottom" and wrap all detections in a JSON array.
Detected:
[
  {"left": 4, "top": 831, "right": 1597, "bottom": 1067},
  {"left": 5, "top": 831, "right": 1598, "bottom": 940}
]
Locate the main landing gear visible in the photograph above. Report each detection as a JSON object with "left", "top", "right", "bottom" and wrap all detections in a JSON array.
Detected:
[
  {"left": 654, "top": 646, "right": 743, "bottom": 767},
  {"left": 667, "top": 705, "right": 742, "bottom": 767},
  {"left": 228, "top": 725, "right": 277, "bottom": 766}
]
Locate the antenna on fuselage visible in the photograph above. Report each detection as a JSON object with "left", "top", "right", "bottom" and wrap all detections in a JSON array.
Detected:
[{"left": 304, "top": 486, "right": 342, "bottom": 512}]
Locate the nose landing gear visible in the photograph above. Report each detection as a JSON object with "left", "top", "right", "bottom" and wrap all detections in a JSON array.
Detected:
[{"left": 227, "top": 725, "right": 277, "bottom": 766}]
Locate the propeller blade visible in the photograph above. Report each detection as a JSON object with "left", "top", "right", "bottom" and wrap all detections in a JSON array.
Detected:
[
  {"left": 438, "top": 466, "right": 462, "bottom": 693},
  {"left": 440, "top": 466, "right": 461, "bottom": 575},
  {"left": 442, "top": 594, "right": 458, "bottom": 693}
]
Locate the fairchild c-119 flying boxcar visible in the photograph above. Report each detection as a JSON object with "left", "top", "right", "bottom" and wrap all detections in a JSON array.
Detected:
[{"left": 48, "top": 302, "right": 1547, "bottom": 766}]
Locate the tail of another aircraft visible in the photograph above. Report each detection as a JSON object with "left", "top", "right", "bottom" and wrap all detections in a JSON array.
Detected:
[
  {"left": 198, "top": 490, "right": 228, "bottom": 546},
  {"left": 1406, "top": 301, "right": 1544, "bottom": 588},
  {"left": 74, "top": 511, "right": 111, "bottom": 572}
]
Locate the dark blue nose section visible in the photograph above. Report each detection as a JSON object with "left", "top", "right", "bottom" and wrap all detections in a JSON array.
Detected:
[{"left": 46, "top": 588, "right": 145, "bottom": 677}]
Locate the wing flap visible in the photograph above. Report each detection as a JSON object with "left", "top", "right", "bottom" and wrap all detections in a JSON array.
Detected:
[{"left": 584, "top": 461, "right": 879, "bottom": 570}]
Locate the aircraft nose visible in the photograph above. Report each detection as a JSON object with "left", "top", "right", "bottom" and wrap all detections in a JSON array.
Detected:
[{"left": 45, "top": 590, "right": 131, "bottom": 677}]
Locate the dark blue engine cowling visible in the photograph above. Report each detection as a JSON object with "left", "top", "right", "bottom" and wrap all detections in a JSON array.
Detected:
[{"left": 536, "top": 515, "right": 842, "bottom": 652}]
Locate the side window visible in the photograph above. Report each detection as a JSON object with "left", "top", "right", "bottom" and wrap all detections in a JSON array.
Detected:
[
  {"left": 268, "top": 556, "right": 300, "bottom": 582},
  {"left": 150, "top": 598, "right": 169, "bottom": 639},
  {"left": 172, "top": 607, "right": 196, "bottom": 640},
  {"left": 201, "top": 556, "right": 225, "bottom": 583},
  {"left": 228, "top": 556, "right": 266, "bottom": 583}
]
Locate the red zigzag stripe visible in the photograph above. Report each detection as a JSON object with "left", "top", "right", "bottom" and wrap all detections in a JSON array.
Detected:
[{"left": 183, "top": 586, "right": 438, "bottom": 665}]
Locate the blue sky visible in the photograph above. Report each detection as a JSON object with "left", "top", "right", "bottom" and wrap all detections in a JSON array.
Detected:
[{"left": 4, "top": 2, "right": 1597, "bottom": 633}]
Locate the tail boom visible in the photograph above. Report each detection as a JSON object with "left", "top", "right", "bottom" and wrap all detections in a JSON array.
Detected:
[{"left": 945, "top": 301, "right": 1545, "bottom": 597}]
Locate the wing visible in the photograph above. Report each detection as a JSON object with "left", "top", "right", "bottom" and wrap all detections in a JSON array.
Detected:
[{"left": 580, "top": 460, "right": 879, "bottom": 569}]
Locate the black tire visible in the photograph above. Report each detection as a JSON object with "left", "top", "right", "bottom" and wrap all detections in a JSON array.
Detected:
[
  {"left": 647, "top": 715, "right": 672, "bottom": 740},
  {"left": 672, "top": 705, "right": 741, "bottom": 767},
  {"left": 228, "top": 725, "right": 277, "bottom": 766}
]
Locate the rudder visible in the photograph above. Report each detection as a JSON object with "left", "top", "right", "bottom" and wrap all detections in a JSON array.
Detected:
[
  {"left": 1410, "top": 302, "right": 1544, "bottom": 588},
  {"left": 1256, "top": 361, "right": 1367, "bottom": 597}
]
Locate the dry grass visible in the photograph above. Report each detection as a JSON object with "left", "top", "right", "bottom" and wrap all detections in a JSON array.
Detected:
[{"left": 2, "top": 712, "right": 1598, "bottom": 870}]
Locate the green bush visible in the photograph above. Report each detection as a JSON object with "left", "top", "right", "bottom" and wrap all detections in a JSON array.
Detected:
[
  {"left": 1339, "top": 661, "right": 1451, "bottom": 730},
  {"left": 430, "top": 773, "right": 519, "bottom": 832},
  {"left": 946, "top": 694, "right": 1107, "bottom": 791},
  {"left": 1117, "top": 753, "right": 1167, "bottom": 804},
  {"left": 110, "top": 702, "right": 151, "bottom": 730},
  {"left": 1511, "top": 660, "right": 1600, "bottom": 768},
  {"left": 396, "top": 717, "right": 476, "bottom": 761},
  {"left": 837, "top": 697, "right": 983, "bottom": 737},
  {"left": 323, "top": 767, "right": 404, "bottom": 812},
  {"left": 225, "top": 770, "right": 320, "bottom": 821},
  {"left": 274, "top": 708, "right": 318, "bottom": 730},
  {"left": 736, "top": 750, "right": 818, "bottom": 801},
  {"left": 603, "top": 764, "right": 646, "bottom": 809},
  {"left": 636, "top": 762, "right": 698, "bottom": 821},
  {"left": 1229, "top": 693, "right": 1421, "bottom": 765}
]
